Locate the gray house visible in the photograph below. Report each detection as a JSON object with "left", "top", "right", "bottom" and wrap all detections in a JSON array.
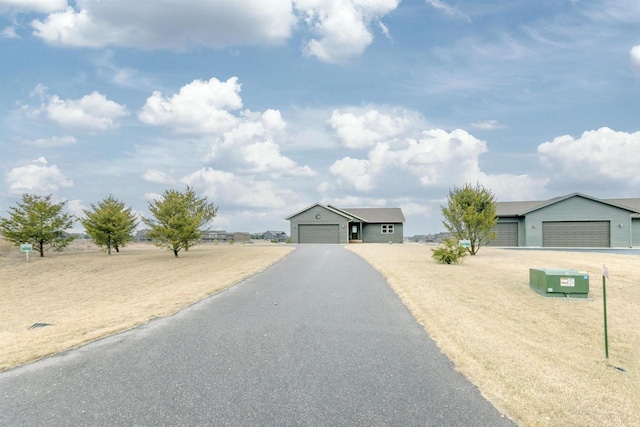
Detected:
[
  {"left": 286, "top": 203, "right": 405, "bottom": 244},
  {"left": 262, "top": 230, "right": 288, "bottom": 242},
  {"left": 492, "top": 193, "right": 640, "bottom": 248}
]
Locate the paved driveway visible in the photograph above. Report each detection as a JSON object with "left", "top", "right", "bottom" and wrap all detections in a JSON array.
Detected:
[{"left": 0, "top": 245, "right": 514, "bottom": 426}]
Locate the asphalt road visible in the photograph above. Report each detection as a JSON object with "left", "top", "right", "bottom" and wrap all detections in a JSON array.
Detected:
[{"left": 0, "top": 245, "right": 514, "bottom": 426}]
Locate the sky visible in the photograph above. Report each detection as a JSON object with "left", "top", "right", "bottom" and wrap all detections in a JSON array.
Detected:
[{"left": 1, "top": 0, "right": 639, "bottom": 236}]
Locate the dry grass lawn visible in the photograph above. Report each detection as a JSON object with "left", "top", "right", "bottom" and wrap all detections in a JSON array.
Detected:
[
  {"left": 0, "top": 240, "right": 293, "bottom": 372},
  {"left": 347, "top": 244, "right": 640, "bottom": 427}
]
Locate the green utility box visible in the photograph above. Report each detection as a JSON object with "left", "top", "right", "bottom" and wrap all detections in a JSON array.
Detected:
[{"left": 529, "top": 268, "right": 590, "bottom": 299}]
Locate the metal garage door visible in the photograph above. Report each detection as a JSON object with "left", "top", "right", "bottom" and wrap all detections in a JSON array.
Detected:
[
  {"left": 542, "top": 221, "right": 610, "bottom": 247},
  {"left": 488, "top": 222, "right": 518, "bottom": 246},
  {"left": 299, "top": 224, "right": 339, "bottom": 244}
]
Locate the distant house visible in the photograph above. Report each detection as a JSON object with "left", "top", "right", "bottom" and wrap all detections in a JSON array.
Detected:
[
  {"left": 492, "top": 192, "right": 640, "bottom": 248},
  {"left": 285, "top": 203, "right": 405, "bottom": 244},
  {"left": 231, "top": 232, "right": 251, "bottom": 242},
  {"left": 135, "top": 229, "right": 153, "bottom": 242},
  {"left": 262, "top": 230, "right": 288, "bottom": 242},
  {"left": 201, "top": 230, "right": 229, "bottom": 243}
]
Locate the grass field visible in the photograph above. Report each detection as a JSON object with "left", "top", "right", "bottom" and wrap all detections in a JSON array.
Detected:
[
  {"left": 0, "top": 240, "right": 293, "bottom": 371},
  {"left": 2, "top": 239, "right": 638, "bottom": 425},
  {"left": 347, "top": 244, "right": 640, "bottom": 427}
]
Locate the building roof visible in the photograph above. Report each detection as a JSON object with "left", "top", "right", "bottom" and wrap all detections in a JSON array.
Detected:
[
  {"left": 285, "top": 203, "right": 405, "bottom": 223},
  {"left": 338, "top": 207, "right": 406, "bottom": 223},
  {"left": 496, "top": 193, "right": 640, "bottom": 217}
]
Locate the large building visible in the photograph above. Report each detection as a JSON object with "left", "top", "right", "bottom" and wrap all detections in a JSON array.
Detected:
[
  {"left": 286, "top": 203, "right": 405, "bottom": 244},
  {"left": 491, "top": 193, "right": 640, "bottom": 248}
]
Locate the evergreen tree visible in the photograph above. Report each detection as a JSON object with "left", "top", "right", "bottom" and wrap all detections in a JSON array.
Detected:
[
  {"left": 81, "top": 195, "right": 138, "bottom": 255},
  {"left": 142, "top": 187, "right": 217, "bottom": 257},
  {"left": 441, "top": 183, "right": 497, "bottom": 255},
  {"left": 0, "top": 194, "right": 75, "bottom": 257}
]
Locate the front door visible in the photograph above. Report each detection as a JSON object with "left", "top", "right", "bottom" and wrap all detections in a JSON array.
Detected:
[{"left": 350, "top": 224, "right": 359, "bottom": 240}]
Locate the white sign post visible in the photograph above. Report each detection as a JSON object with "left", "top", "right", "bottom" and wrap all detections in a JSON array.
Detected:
[{"left": 20, "top": 243, "right": 33, "bottom": 262}]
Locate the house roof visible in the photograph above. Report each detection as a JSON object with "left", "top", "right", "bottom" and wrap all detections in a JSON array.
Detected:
[
  {"left": 284, "top": 203, "right": 354, "bottom": 221},
  {"left": 285, "top": 203, "right": 405, "bottom": 223},
  {"left": 339, "top": 207, "right": 406, "bottom": 223},
  {"left": 496, "top": 193, "right": 640, "bottom": 217}
]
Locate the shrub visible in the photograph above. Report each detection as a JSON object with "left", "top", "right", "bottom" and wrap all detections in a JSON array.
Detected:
[{"left": 431, "top": 239, "right": 468, "bottom": 264}]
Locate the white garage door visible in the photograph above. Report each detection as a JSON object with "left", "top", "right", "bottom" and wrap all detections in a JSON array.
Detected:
[
  {"left": 489, "top": 222, "right": 518, "bottom": 246},
  {"left": 299, "top": 224, "right": 340, "bottom": 244},
  {"left": 542, "top": 221, "right": 610, "bottom": 247}
]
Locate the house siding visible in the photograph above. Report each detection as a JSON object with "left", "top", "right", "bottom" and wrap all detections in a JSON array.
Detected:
[
  {"left": 524, "top": 196, "right": 632, "bottom": 247},
  {"left": 361, "top": 223, "right": 404, "bottom": 244},
  {"left": 288, "top": 205, "right": 349, "bottom": 244}
]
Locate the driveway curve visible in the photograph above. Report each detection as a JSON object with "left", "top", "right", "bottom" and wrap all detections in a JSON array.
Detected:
[{"left": 0, "top": 245, "right": 514, "bottom": 426}]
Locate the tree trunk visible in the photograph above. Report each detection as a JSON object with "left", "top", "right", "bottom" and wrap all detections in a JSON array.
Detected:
[
  {"left": 173, "top": 249, "right": 179, "bottom": 257},
  {"left": 38, "top": 240, "right": 44, "bottom": 257}
]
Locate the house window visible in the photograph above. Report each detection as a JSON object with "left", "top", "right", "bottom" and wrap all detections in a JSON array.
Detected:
[{"left": 381, "top": 224, "right": 394, "bottom": 234}]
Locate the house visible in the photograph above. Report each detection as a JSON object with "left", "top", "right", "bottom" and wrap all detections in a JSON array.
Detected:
[
  {"left": 262, "top": 230, "right": 288, "bottom": 242},
  {"left": 285, "top": 203, "right": 405, "bottom": 244},
  {"left": 201, "top": 230, "right": 229, "bottom": 242},
  {"left": 491, "top": 193, "right": 640, "bottom": 248}
]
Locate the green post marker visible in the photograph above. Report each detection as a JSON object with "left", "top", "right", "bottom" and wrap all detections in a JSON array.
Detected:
[{"left": 602, "top": 264, "right": 609, "bottom": 359}]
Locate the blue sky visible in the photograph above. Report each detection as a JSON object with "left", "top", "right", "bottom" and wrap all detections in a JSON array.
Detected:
[{"left": 1, "top": 0, "right": 639, "bottom": 236}]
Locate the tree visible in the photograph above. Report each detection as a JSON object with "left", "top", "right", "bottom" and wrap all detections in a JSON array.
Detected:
[
  {"left": 81, "top": 195, "right": 138, "bottom": 255},
  {"left": 0, "top": 193, "right": 75, "bottom": 257},
  {"left": 142, "top": 187, "right": 217, "bottom": 257},
  {"left": 431, "top": 238, "right": 468, "bottom": 264},
  {"left": 441, "top": 182, "right": 497, "bottom": 255}
]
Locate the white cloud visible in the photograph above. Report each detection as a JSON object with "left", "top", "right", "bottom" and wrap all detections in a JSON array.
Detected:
[
  {"left": 328, "top": 108, "right": 416, "bottom": 148},
  {"left": 5, "top": 157, "right": 73, "bottom": 194},
  {"left": 31, "top": 1, "right": 295, "bottom": 49},
  {"left": 0, "top": 0, "right": 67, "bottom": 13},
  {"left": 37, "top": 91, "right": 128, "bottom": 131},
  {"left": 537, "top": 127, "right": 640, "bottom": 185},
  {"left": 330, "top": 128, "right": 489, "bottom": 191},
  {"left": 21, "top": 135, "right": 77, "bottom": 147},
  {"left": 473, "top": 172, "right": 550, "bottom": 202},
  {"left": 138, "top": 77, "right": 242, "bottom": 134},
  {"left": 144, "top": 192, "right": 163, "bottom": 202},
  {"left": 329, "top": 156, "right": 375, "bottom": 190},
  {"left": 139, "top": 76, "right": 314, "bottom": 179},
  {"left": 182, "top": 167, "right": 295, "bottom": 209},
  {"left": 65, "top": 199, "right": 86, "bottom": 219},
  {"left": 296, "top": 0, "right": 400, "bottom": 63},
  {"left": 240, "top": 140, "right": 316, "bottom": 177},
  {"left": 424, "top": 0, "right": 470, "bottom": 21},
  {"left": 631, "top": 45, "right": 640, "bottom": 76},
  {"left": 27, "top": 1, "right": 397, "bottom": 62},
  {"left": 142, "top": 169, "right": 176, "bottom": 185},
  {"left": 2, "top": 26, "right": 19, "bottom": 38},
  {"left": 470, "top": 120, "right": 506, "bottom": 130}
]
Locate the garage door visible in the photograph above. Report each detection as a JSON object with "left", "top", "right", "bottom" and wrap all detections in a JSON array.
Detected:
[
  {"left": 542, "top": 221, "right": 610, "bottom": 247},
  {"left": 299, "top": 224, "right": 339, "bottom": 244},
  {"left": 488, "top": 222, "right": 518, "bottom": 246}
]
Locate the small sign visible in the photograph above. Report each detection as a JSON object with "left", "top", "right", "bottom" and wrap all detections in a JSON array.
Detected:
[
  {"left": 459, "top": 239, "right": 471, "bottom": 248},
  {"left": 20, "top": 243, "right": 33, "bottom": 253},
  {"left": 602, "top": 264, "right": 610, "bottom": 279},
  {"left": 560, "top": 277, "right": 575, "bottom": 287}
]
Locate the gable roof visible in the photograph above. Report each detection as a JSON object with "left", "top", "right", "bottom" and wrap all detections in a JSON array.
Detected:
[
  {"left": 284, "top": 202, "right": 354, "bottom": 221},
  {"left": 496, "top": 193, "right": 640, "bottom": 217},
  {"left": 285, "top": 203, "right": 406, "bottom": 223},
  {"left": 339, "top": 207, "right": 406, "bottom": 223}
]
